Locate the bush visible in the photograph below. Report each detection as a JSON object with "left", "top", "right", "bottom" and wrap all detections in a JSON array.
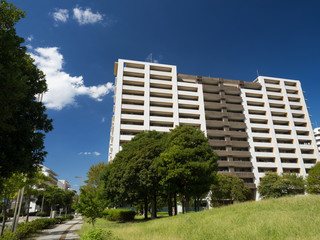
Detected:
[
  {"left": 0, "top": 213, "right": 7, "bottom": 222},
  {"left": 81, "top": 228, "right": 119, "bottom": 240},
  {"left": 35, "top": 211, "right": 48, "bottom": 217},
  {"left": 104, "top": 209, "right": 135, "bottom": 222},
  {"left": 0, "top": 218, "right": 57, "bottom": 239}
]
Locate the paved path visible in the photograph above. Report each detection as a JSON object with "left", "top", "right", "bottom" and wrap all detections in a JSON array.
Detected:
[{"left": 33, "top": 217, "right": 83, "bottom": 240}]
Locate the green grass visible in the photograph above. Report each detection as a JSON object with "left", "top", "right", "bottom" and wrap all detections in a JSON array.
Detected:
[{"left": 80, "top": 195, "right": 320, "bottom": 240}]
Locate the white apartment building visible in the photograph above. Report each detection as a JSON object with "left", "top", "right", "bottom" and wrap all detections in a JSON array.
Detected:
[{"left": 108, "top": 59, "right": 320, "bottom": 199}]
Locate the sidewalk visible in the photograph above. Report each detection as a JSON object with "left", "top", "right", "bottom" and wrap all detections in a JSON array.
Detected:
[{"left": 34, "top": 216, "right": 83, "bottom": 240}]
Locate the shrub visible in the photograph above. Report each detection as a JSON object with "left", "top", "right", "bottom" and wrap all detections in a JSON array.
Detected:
[
  {"left": 81, "top": 228, "right": 119, "bottom": 240},
  {"left": 35, "top": 211, "right": 48, "bottom": 217},
  {"left": 104, "top": 209, "right": 135, "bottom": 222},
  {"left": 0, "top": 213, "right": 7, "bottom": 222}
]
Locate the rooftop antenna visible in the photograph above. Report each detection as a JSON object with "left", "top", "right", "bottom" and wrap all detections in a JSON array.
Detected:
[
  {"left": 150, "top": 53, "right": 153, "bottom": 63},
  {"left": 256, "top": 69, "right": 260, "bottom": 77},
  {"left": 315, "top": 121, "right": 318, "bottom": 128}
]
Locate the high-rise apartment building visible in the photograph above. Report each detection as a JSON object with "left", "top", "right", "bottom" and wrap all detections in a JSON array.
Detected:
[{"left": 108, "top": 59, "right": 320, "bottom": 199}]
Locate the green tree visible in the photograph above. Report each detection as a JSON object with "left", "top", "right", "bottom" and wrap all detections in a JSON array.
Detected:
[
  {"left": 43, "top": 185, "right": 65, "bottom": 214},
  {"left": 77, "top": 187, "right": 104, "bottom": 226},
  {"left": 306, "top": 162, "right": 320, "bottom": 194},
  {"left": 0, "top": 0, "right": 53, "bottom": 190},
  {"left": 157, "top": 126, "right": 217, "bottom": 214},
  {"left": 258, "top": 172, "right": 305, "bottom": 199},
  {"left": 102, "top": 131, "right": 167, "bottom": 219},
  {"left": 210, "top": 173, "right": 251, "bottom": 207},
  {"left": 85, "top": 162, "right": 108, "bottom": 189},
  {"left": 0, "top": 173, "right": 24, "bottom": 236}
]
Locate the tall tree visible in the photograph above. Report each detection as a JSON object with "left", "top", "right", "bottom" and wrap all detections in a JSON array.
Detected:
[
  {"left": 157, "top": 126, "right": 217, "bottom": 214},
  {"left": 306, "top": 162, "right": 320, "bottom": 194},
  {"left": 0, "top": 0, "right": 53, "bottom": 190},
  {"left": 102, "top": 131, "right": 167, "bottom": 219}
]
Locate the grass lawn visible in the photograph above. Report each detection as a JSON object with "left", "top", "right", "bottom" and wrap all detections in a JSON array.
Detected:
[{"left": 80, "top": 195, "right": 320, "bottom": 240}]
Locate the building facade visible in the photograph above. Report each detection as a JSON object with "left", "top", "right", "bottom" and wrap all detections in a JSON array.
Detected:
[{"left": 108, "top": 59, "right": 320, "bottom": 199}]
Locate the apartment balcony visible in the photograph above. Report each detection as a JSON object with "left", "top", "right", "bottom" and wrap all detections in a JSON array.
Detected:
[
  {"left": 150, "top": 97, "right": 173, "bottom": 103},
  {"left": 150, "top": 70, "right": 173, "bottom": 77},
  {"left": 206, "top": 120, "right": 225, "bottom": 128},
  {"left": 151, "top": 88, "right": 172, "bottom": 94},
  {"left": 149, "top": 116, "right": 174, "bottom": 123},
  {"left": 149, "top": 106, "right": 173, "bottom": 113},
  {"left": 202, "top": 85, "right": 220, "bottom": 94},
  {"left": 281, "top": 163, "right": 301, "bottom": 169},
  {"left": 256, "top": 162, "right": 277, "bottom": 168},
  {"left": 122, "top": 94, "right": 144, "bottom": 101},
  {"left": 150, "top": 79, "right": 173, "bottom": 87},
  {"left": 123, "top": 66, "right": 145, "bottom": 74},
  {"left": 203, "top": 93, "right": 222, "bottom": 102},
  {"left": 233, "top": 172, "right": 254, "bottom": 179},
  {"left": 217, "top": 161, "right": 252, "bottom": 168},
  {"left": 178, "top": 109, "right": 200, "bottom": 115},
  {"left": 279, "top": 153, "right": 298, "bottom": 158},
  {"left": 179, "top": 118, "right": 201, "bottom": 125},
  {"left": 123, "top": 75, "right": 145, "bottom": 83},
  {"left": 230, "top": 141, "right": 250, "bottom": 148},
  {"left": 229, "top": 122, "right": 246, "bottom": 129},
  {"left": 255, "top": 152, "right": 276, "bottom": 158},
  {"left": 121, "top": 104, "right": 144, "bottom": 111},
  {"left": 121, "top": 114, "right": 144, "bottom": 121},
  {"left": 120, "top": 124, "right": 145, "bottom": 131},
  {"left": 149, "top": 126, "right": 171, "bottom": 132},
  {"left": 123, "top": 85, "right": 145, "bottom": 92}
]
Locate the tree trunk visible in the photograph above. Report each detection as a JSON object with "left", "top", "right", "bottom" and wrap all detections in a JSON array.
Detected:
[
  {"left": 174, "top": 194, "right": 177, "bottom": 215},
  {"left": 144, "top": 197, "right": 148, "bottom": 220},
  {"left": 182, "top": 199, "right": 185, "bottom": 214},
  {"left": 151, "top": 194, "right": 157, "bottom": 219},
  {"left": 40, "top": 194, "right": 45, "bottom": 212},
  {"left": 185, "top": 197, "right": 190, "bottom": 213},
  {"left": 65, "top": 206, "right": 67, "bottom": 217},
  {"left": 25, "top": 196, "right": 31, "bottom": 223},
  {"left": 194, "top": 198, "right": 197, "bottom": 212},
  {"left": 167, "top": 193, "right": 172, "bottom": 216}
]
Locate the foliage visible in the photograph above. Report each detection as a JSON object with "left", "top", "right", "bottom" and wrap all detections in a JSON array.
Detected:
[
  {"left": 103, "top": 209, "right": 136, "bottom": 222},
  {"left": 0, "top": 0, "right": 53, "bottom": 190},
  {"left": 306, "top": 162, "right": 320, "bottom": 194},
  {"left": 0, "top": 218, "right": 57, "bottom": 239},
  {"left": 102, "top": 130, "right": 167, "bottom": 219},
  {"left": 43, "top": 185, "right": 66, "bottom": 211},
  {"left": 258, "top": 172, "right": 305, "bottom": 199},
  {"left": 77, "top": 187, "right": 104, "bottom": 226},
  {"left": 81, "top": 228, "right": 119, "bottom": 240},
  {"left": 85, "top": 162, "right": 108, "bottom": 189},
  {"left": 157, "top": 126, "right": 217, "bottom": 212},
  {"left": 210, "top": 173, "right": 251, "bottom": 207}
]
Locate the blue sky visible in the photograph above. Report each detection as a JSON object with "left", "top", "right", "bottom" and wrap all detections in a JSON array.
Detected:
[{"left": 10, "top": 0, "right": 320, "bottom": 191}]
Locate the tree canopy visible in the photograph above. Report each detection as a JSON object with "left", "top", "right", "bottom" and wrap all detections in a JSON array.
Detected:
[
  {"left": 210, "top": 173, "right": 251, "bottom": 207},
  {"left": 258, "top": 172, "right": 305, "bottom": 199},
  {"left": 0, "top": 0, "right": 53, "bottom": 187},
  {"left": 102, "top": 126, "right": 217, "bottom": 217},
  {"left": 306, "top": 162, "right": 320, "bottom": 194}
]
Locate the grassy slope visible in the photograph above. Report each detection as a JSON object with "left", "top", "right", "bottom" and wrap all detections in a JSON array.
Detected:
[{"left": 80, "top": 195, "right": 320, "bottom": 240}]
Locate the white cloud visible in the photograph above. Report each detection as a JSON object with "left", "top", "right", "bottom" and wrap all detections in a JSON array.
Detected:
[
  {"left": 101, "top": 117, "right": 105, "bottom": 123},
  {"left": 30, "top": 47, "right": 114, "bottom": 110},
  {"left": 73, "top": 7, "right": 103, "bottom": 25},
  {"left": 27, "top": 35, "right": 34, "bottom": 42},
  {"left": 78, "top": 151, "right": 101, "bottom": 156},
  {"left": 52, "top": 9, "right": 69, "bottom": 23}
]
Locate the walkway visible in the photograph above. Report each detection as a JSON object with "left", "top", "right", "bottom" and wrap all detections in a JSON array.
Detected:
[{"left": 34, "top": 216, "right": 83, "bottom": 240}]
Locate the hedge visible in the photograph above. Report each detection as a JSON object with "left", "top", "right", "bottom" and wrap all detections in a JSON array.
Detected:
[
  {"left": 0, "top": 215, "right": 73, "bottom": 239},
  {"left": 103, "top": 209, "right": 135, "bottom": 222},
  {"left": 35, "top": 211, "right": 49, "bottom": 217}
]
